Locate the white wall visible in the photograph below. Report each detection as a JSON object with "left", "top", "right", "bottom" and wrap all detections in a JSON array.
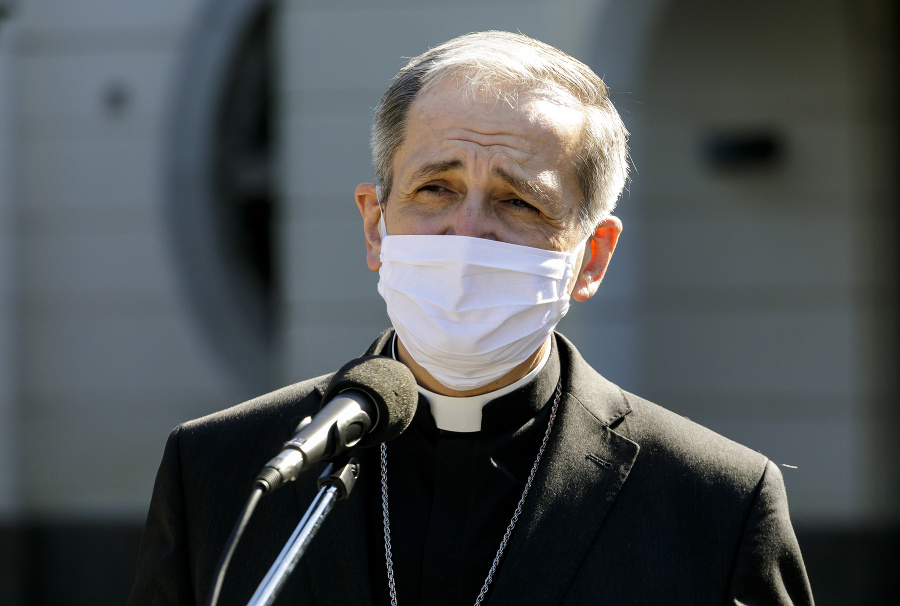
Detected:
[{"left": 11, "top": 0, "right": 241, "bottom": 519}]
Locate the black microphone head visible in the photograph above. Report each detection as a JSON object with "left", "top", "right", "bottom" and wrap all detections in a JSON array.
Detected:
[{"left": 320, "top": 355, "right": 418, "bottom": 448}]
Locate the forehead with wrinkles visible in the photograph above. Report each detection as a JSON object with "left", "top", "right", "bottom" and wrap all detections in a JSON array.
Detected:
[
  {"left": 391, "top": 76, "right": 588, "bottom": 243},
  {"left": 401, "top": 76, "right": 585, "bottom": 171}
]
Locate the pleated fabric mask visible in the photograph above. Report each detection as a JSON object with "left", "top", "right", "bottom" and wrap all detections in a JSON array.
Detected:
[{"left": 377, "top": 232, "right": 582, "bottom": 391}]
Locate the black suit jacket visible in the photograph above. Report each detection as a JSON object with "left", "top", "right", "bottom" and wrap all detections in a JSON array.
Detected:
[{"left": 129, "top": 331, "right": 813, "bottom": 605}]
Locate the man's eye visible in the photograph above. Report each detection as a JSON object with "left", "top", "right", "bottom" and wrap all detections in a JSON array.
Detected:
[
  {"left": 419, "top": 184, "right": 449, "bottom": 194},
  {"left": 506, "top": 198, "right": 538, "bottom": 212}
]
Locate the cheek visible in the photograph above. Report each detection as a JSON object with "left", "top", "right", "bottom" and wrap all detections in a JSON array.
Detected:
[
  {"left": 388, "top": 209, "right": 435, "bottom": 236},
  {"left": 395, "top": 214, "right": 461, "bottom": 237}
]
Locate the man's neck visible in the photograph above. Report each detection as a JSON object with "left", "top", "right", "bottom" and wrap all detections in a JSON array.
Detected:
[{"left": 395, "top": 336, "right": 552, "bottom": 397}]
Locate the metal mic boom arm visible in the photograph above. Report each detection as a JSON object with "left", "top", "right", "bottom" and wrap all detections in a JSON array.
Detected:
[{"left": 247, "top": 457, "right": 361, "bottom": 606}]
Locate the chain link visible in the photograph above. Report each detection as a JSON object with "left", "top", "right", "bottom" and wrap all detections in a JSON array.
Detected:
[
  {"left": 381, "top": 442, "right": 399, "bottom": 606},
  {"left": 381, "top": 377, "right": 563, "bottom": 606}
]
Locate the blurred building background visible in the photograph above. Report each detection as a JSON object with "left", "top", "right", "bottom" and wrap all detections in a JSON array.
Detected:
[{"left": 0, "top": 0, "right": 896, "bottom": 604}]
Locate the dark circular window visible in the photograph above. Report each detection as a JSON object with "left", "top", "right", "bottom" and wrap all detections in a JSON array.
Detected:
[
  {"left": 213, "top": 5, "right": 276, "bottom": 343},
  {"left": 166, "top": 0, "right": 278, "bottom": 393}
]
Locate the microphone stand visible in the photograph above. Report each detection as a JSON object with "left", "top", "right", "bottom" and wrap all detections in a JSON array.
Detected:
[{"left": 246, "top": 457, "right": 360, "bottom": 606}]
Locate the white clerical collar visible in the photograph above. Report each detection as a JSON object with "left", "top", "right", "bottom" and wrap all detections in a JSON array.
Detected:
[{"left": 390, "top": 334, "right": 552, "bottom": 433}]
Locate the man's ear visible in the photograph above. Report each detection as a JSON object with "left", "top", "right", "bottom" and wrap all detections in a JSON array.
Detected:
[
  {"left": 355, "top": 183, "right": 383, "bottom": 271},
  {"left": 571, "top": 216, "right": 622, "bottom": 302}
]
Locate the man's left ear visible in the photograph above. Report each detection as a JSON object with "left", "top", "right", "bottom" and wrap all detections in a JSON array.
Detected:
[
  {"left": 571, "top": 216, "right": 622, "bottom": 302},
  {"left": 355, "top": 182, "right": 384, "bottom": 272}
]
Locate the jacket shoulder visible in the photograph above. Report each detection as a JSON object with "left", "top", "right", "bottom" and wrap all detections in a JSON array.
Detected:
[
  {"left": 129, "top": 373, "right": 333, "bottom": 605},
  {"left": 167, "top": 373, "right": 333, "bottom": 493},
  {"left": 619, "top": 390, "right": 769, "bottom": 496},
  {"left": 556, "top": 331, "right": 768, "bottom": 485},
  {"left": 180, "top": 373, "right": 331, "bottom": 439},
  {"left": 175, "top": 328, "right": 395, "bottom": 442}
]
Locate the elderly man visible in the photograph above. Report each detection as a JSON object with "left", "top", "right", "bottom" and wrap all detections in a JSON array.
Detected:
[{"left": 129, "top": 32, "right": 813, "bottom": 605}]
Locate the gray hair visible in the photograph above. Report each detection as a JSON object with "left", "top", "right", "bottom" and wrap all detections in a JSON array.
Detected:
[{"left": 371, "top": 31, "right": 629, "bottom": 234}]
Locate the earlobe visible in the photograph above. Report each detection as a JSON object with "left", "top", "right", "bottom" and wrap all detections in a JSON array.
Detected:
[
  {"left": 571, "top": 216, "right": 622, "bottom": 302},
  {"left": 355, "top": 183, "right": 383, "bottom": 272}
]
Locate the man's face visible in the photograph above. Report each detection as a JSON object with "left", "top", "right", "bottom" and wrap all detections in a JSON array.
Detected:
[
  {"left": 386, "top": 77, "right": 588, "bottom": 252},
  {"left": 357, "top": 76, "right": 621, "bottom": 303}
]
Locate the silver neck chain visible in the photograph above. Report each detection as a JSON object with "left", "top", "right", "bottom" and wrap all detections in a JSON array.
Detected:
[{"left": 380, "top": 377, "right": 563, "bottom": 606}]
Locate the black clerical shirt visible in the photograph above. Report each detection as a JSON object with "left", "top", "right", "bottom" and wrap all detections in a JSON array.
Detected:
[{"left": 367, "top": 338, "right": 562, "bottom": 606}]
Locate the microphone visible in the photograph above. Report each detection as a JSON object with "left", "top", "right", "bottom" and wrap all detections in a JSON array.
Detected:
[{"left": 254, "top": 355, "right": 418, "bottom": 493}]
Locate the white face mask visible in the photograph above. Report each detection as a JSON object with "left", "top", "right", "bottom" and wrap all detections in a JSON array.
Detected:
[{"left": 375, "top": 190, "right": 585, "bottom": 390}]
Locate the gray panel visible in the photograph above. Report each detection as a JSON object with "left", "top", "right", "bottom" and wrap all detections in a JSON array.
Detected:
[
  {"left": 637, "top": 118, "right": 856, "bottom": 204},
  {"left": 18, "top": 0, "right": 200, "bottom": 29},
  {"left": 641, "top": 308, "right": 860, "bottom": 398},
  {"left": 641, "top": 216, "right": 859, "bottom": 290},
  {"left": 22, "top": 232, "right": 175, "bottom": 295},
  {"left": 22, "top": 137, "right": 160, "bottom": 210},
  {"left": 20, "top": 398, "right": 226, "bottom": 516},
  {"left": 20, "top": 302, "right": 237, "bottom": 396},
  {"left": 283, "top": 322, "right": 391, "bottom": 382},
  {"left": 19, "top": 51, "right": 175, "bottom": 117},
  {"left": 282, "top": 4, "right": 548, "bottom": 93},
  {"left": 708, "top": 418, "right": 863, "bottom": 522},
  {"left": 282, "top": 218, "right": 379, "bottom": 303},
  {"left": 283, "top": 113, "right": 375, "bottom": 198}
]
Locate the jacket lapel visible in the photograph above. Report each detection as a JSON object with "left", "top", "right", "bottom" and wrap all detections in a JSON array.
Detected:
[{"left": 486, "top": 334, "right": 640, "bottom": 606}]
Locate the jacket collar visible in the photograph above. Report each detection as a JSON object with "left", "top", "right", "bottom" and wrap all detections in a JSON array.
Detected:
[{"left": 363, "top": 329, "right": 633, "bottom": 427}]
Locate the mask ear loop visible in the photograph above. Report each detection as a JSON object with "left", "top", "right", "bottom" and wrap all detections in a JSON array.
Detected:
[
  {"left": 375, "top": 185, "right": 388, "bottom": 239},
  {"left": 375, "top": 184, "right": 401, "bottom": 361},
  {"left": 568, "top": 225, "right": 598, "bottom": 282}
]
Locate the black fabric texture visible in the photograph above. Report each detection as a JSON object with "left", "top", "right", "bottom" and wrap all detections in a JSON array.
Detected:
[{"left": 127, "top": 330, "right": 814, "bottom": 606}]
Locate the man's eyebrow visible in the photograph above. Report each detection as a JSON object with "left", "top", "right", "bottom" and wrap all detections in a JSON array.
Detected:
[
  {"left": 407, "top": 160, "right": 558, "bottom": 211},
  {"left": 408, "top": 159, "right": 464, "bottom": 184},
  {"left": 492, "top": 167, "right": 557, "bottom": 211}
]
